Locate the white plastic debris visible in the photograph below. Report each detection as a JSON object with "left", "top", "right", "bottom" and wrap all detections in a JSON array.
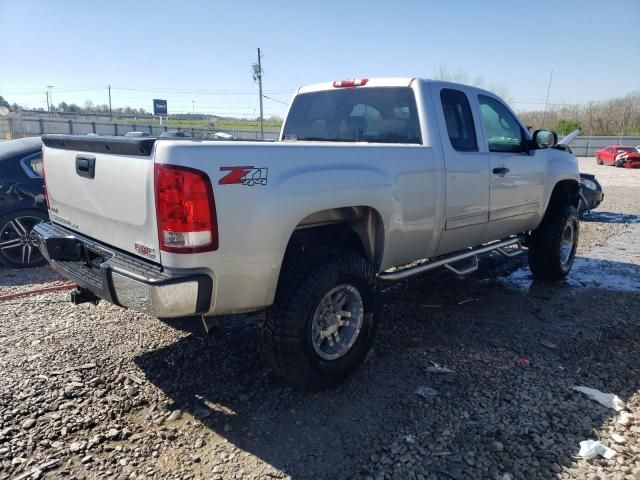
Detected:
[
  {"left": 572, "top": 386, "right": 626, "bottom": 411},
  {"left": 501, "top": 474, "right": 513, "bottom": 480},
  {"left": 415, "top": 386, "right": 438, "bottom": 399},
  {"left": 578, "top": 439, "right": 616, "bottom": 460},
  {"left": 425, "top": 362, "right": 454, "bottom": 374}
]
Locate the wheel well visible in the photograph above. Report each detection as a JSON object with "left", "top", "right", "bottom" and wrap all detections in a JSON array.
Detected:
[
  {"left": 548, "top": 180, "right": 580, "bottom": 211},
  {"left": 285, "top": 207, "right": 384, "bottom": 269}
]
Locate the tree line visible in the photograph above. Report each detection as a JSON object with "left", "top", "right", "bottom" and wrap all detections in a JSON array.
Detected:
[{"left": 518, "top": 92, "right": 640, "bottom": 136}]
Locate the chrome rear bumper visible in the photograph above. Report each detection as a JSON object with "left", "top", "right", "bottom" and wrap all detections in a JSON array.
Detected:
[{"left": 32, "top": 222, "right": 213, "bottom": 318}]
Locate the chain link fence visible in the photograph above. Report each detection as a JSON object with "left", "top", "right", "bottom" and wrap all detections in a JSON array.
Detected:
[
  {"left": 2, "top": 115, "right": 280, "bottom": 141},
  {"left": 568, "top": 136, "right": 640, "bottom": 157}
]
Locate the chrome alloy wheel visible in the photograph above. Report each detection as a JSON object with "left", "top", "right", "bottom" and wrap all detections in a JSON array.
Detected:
[
  {"left": 0, "top": 216, "right": 44, "bottom": 266},
  {"left": 559, "top": 222, "right": 575, "bottom": 265},
  {"left": 311, "top": 284, "right": 365, "bottom": 361}
]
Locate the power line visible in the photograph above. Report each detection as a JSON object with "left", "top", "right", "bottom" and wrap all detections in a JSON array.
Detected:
[{"left": 262, "top": 94, "right": 288, "bottom": 105}]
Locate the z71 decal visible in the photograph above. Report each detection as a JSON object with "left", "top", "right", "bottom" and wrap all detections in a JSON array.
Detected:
[{"left": 219, "top": 166, "right": 268, "bottom": 186}]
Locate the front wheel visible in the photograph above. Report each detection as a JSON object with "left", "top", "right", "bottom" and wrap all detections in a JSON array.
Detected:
[
  {"left": 528, "top": 204, "right": 579, "bottom": 281},
  {"left": 259, "top": 248, "right": 378, "bottom": 391}
]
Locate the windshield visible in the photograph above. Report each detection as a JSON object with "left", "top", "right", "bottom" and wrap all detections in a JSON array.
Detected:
[
  {"left": 282, "top": 87, "right": 422, "bottom": 144},
  {"left": 617, "top": 147, "right": 636, "bottom": 153}
]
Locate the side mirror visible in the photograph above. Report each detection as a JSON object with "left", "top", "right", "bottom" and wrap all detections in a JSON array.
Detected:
[{"left": 532, "top": 129, "right": 557, "bottom": 149}]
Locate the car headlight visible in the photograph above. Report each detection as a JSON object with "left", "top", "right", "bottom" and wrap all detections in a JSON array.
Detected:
[{"left": 581, "top": 178, "right": 597, "bottom": 191}]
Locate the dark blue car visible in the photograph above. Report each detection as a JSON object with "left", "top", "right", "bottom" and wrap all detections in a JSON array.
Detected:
[{"left": 0, "top": 137, "right": 48, "bottom": 267}]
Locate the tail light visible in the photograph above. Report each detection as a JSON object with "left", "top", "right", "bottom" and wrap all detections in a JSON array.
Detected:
[
  {"left": 41, "top": 147, "right": 49, "bottom": 208},
  {"left": 154, "top": 163, "right": 218, "bottom": 253},
  {"left": 333, "top": 78, "right": 369, "bottom": 88}
]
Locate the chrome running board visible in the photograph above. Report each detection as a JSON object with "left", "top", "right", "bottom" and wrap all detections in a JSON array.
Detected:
[{"left": 378, "top": 235, "right": 527, "bottom": 281}]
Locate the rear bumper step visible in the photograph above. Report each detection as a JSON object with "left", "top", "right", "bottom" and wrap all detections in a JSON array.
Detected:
[{"left": 32, "top": 222, "right": 213, "bottom": 318}]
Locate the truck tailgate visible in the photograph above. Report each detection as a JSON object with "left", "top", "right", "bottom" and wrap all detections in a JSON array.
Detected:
[{"left": 42, "top": 135, "right": 160, "bottom": 262}]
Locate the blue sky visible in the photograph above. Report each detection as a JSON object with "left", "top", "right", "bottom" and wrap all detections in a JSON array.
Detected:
[{"left": 1, "top": 0, "right": 638, "bottom": 117}]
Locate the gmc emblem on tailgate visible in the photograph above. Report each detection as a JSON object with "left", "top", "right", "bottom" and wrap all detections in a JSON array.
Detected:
[{"left": 134, "top": 242, "right": 156, "bottom": 259}]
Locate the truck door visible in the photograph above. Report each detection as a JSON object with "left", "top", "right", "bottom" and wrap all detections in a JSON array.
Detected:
[
  {"left": 475, "top": 94, "right": 546, "bottom": 242},
  {"left": 431, "top": 86, "right": 491, "bottom": 255}
]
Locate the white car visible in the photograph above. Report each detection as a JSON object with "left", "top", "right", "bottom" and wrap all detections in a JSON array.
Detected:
[{"left": 34, "top": 77, "right": 580, "bottom": 390}]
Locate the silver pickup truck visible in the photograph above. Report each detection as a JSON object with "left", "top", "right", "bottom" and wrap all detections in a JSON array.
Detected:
[{"left": 34, "top": 77, "right": 580, "bottom": 390}]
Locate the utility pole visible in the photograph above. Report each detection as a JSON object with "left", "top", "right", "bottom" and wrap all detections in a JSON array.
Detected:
[
  {"left": 252, "top": 48, "right": 264, "bottom": 140},
  {"left": 47, "top": 85, "right": 54, "bottom": 116},
  {"left": 541, "top": 70, "right": 553, "bottom": 129},
  {"left": 108, "top": 85, "right": 112, "bottom": 121},
  {"left": 192, "top": 100, "right": 195, "bottom": 115},
  {"left": 45, "top": 90, "right": 50, "bottom": 113}
]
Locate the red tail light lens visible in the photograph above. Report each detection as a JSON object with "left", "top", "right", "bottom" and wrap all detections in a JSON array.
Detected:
[
  {"left": 333, "top": 78, "right": 369, "bottom": 88},
  {"left": 41, "top": 147, "right": 49, "bottom": 208},
  {"left": 154, "top": 164, "right": 218, "bottom": 253}
]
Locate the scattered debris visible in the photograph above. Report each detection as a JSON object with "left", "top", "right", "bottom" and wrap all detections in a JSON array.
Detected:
[
  {"left": 611, "top": 433, "right": 626, "bottom": 444},
  {"left": 540, "top": 340, "right": 558, "bottom": 350},
  {"left": 12, "top": 459, "right": 60, "bottom": 480},
  {"left": 50, "top": 363, "right": 97, "bottom": 376},
  {"left": 572, "top": 386, "right": 626, "bottom": 411},
  {"left": 425, "top": 362, "right": 454, "bottom": 374},
  {"left": 517, "top": 355, "right": 530, "bottom": 366},
  {"left": 415, "top": 386, "right": 438, "bottom": 399},
  {"left": 458, "top": 298, "right": 479, "bottom": 305},
  {"left": 167, "top": 410, "right": 183, "bottom": 422},
  {"left": 617, "top": 411, "right": 631, "bottom": 426},
  {"left": 577, "top": 439, "right": 616, "bottom": 460}
]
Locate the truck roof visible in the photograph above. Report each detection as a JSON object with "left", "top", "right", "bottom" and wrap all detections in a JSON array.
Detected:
[
  {"left": 296, "top": 77, "right": 494, "bottom": 96},
  {"left": 298, "top": 77, "right": 416, "bottom": 94}
]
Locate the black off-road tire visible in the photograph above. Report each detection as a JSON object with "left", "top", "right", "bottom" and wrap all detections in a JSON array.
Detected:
[
  {"left": 596, "top": 155, "right": 603, "bottom": 165},
  {"left": 259, "top": 247, "right": 378, "bottom": 391},
  {"left": 528, "top": 204, "right": 579, "bottom": 281}
]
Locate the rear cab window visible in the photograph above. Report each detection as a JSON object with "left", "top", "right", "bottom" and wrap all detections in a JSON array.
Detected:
[
  {"left": 282, "top": 87, "right": 422, "bottom": 144},
  {"left": 440, "top": 88, "right": 478, "bottom": 152}
]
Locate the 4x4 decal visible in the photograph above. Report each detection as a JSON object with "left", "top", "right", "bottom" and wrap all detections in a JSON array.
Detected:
[{"left": 219, "top": 166, "right": 268, "bottom": 186}]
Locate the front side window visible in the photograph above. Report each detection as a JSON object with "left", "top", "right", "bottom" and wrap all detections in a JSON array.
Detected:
[
  {"left": 282, "top": 87, "right": 422, "bottom": 144},
  {"left": 440, "top": 88, "right": 477, "bottom": 152},
  {"left": 478, "top": 95, "right": 523, "bottom": 153}
]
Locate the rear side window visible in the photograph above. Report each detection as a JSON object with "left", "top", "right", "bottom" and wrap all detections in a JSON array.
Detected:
[
  {"left": 478, "top": 95, "right": 524, "bottom": 153},
  {"left": 282, "top": 87, "right": 422, "bottom": 144},
  {"left": 440, "top": 89, "right": 477, "bottom": 152},
  {"left": 21, "top": 154, "right": 43, "bottom": 178}
]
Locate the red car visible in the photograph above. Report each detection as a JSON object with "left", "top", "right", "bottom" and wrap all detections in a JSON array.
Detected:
[{"left": 595, "top": 145, "right": 640, "bottom": 167}]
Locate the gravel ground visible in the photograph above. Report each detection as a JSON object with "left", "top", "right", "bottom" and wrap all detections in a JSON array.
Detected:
[{"left": 1, "top": 157, "right": 639, "bottom": 480}]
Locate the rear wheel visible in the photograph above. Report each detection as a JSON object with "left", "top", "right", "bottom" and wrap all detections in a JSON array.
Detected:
[
  {"left": 0, "top": 209, "right": 48, "bottom": 268},
  {"left": 259, "top": 248, "right": 378, "bottom": 391},
  {"left": 596, "top": 155, "right": 603, "bottom": 165},
  {"left": 528, "top": 204, "right": 579, "bottom": 281}
]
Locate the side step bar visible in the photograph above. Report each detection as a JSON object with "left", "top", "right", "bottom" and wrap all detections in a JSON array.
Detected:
[{"left": 378, "top": 235, "right": 527, "bottom": 281}]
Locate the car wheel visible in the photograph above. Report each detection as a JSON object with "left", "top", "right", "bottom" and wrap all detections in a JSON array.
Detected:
[
  {"left": 259, "top": 247, "right": 378, "bottom": 391},
  {"left": 528, "top": 204, "right": 579, "bottom": 281},
  {"left": 0, "top": 209, "right": 48, "bottom": 268},
  {"left": 615, "top": 159, "right": 624, "bottom": 168},
  {"left": 596, "top": 156, "right": 603, "bottom": 165}
]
